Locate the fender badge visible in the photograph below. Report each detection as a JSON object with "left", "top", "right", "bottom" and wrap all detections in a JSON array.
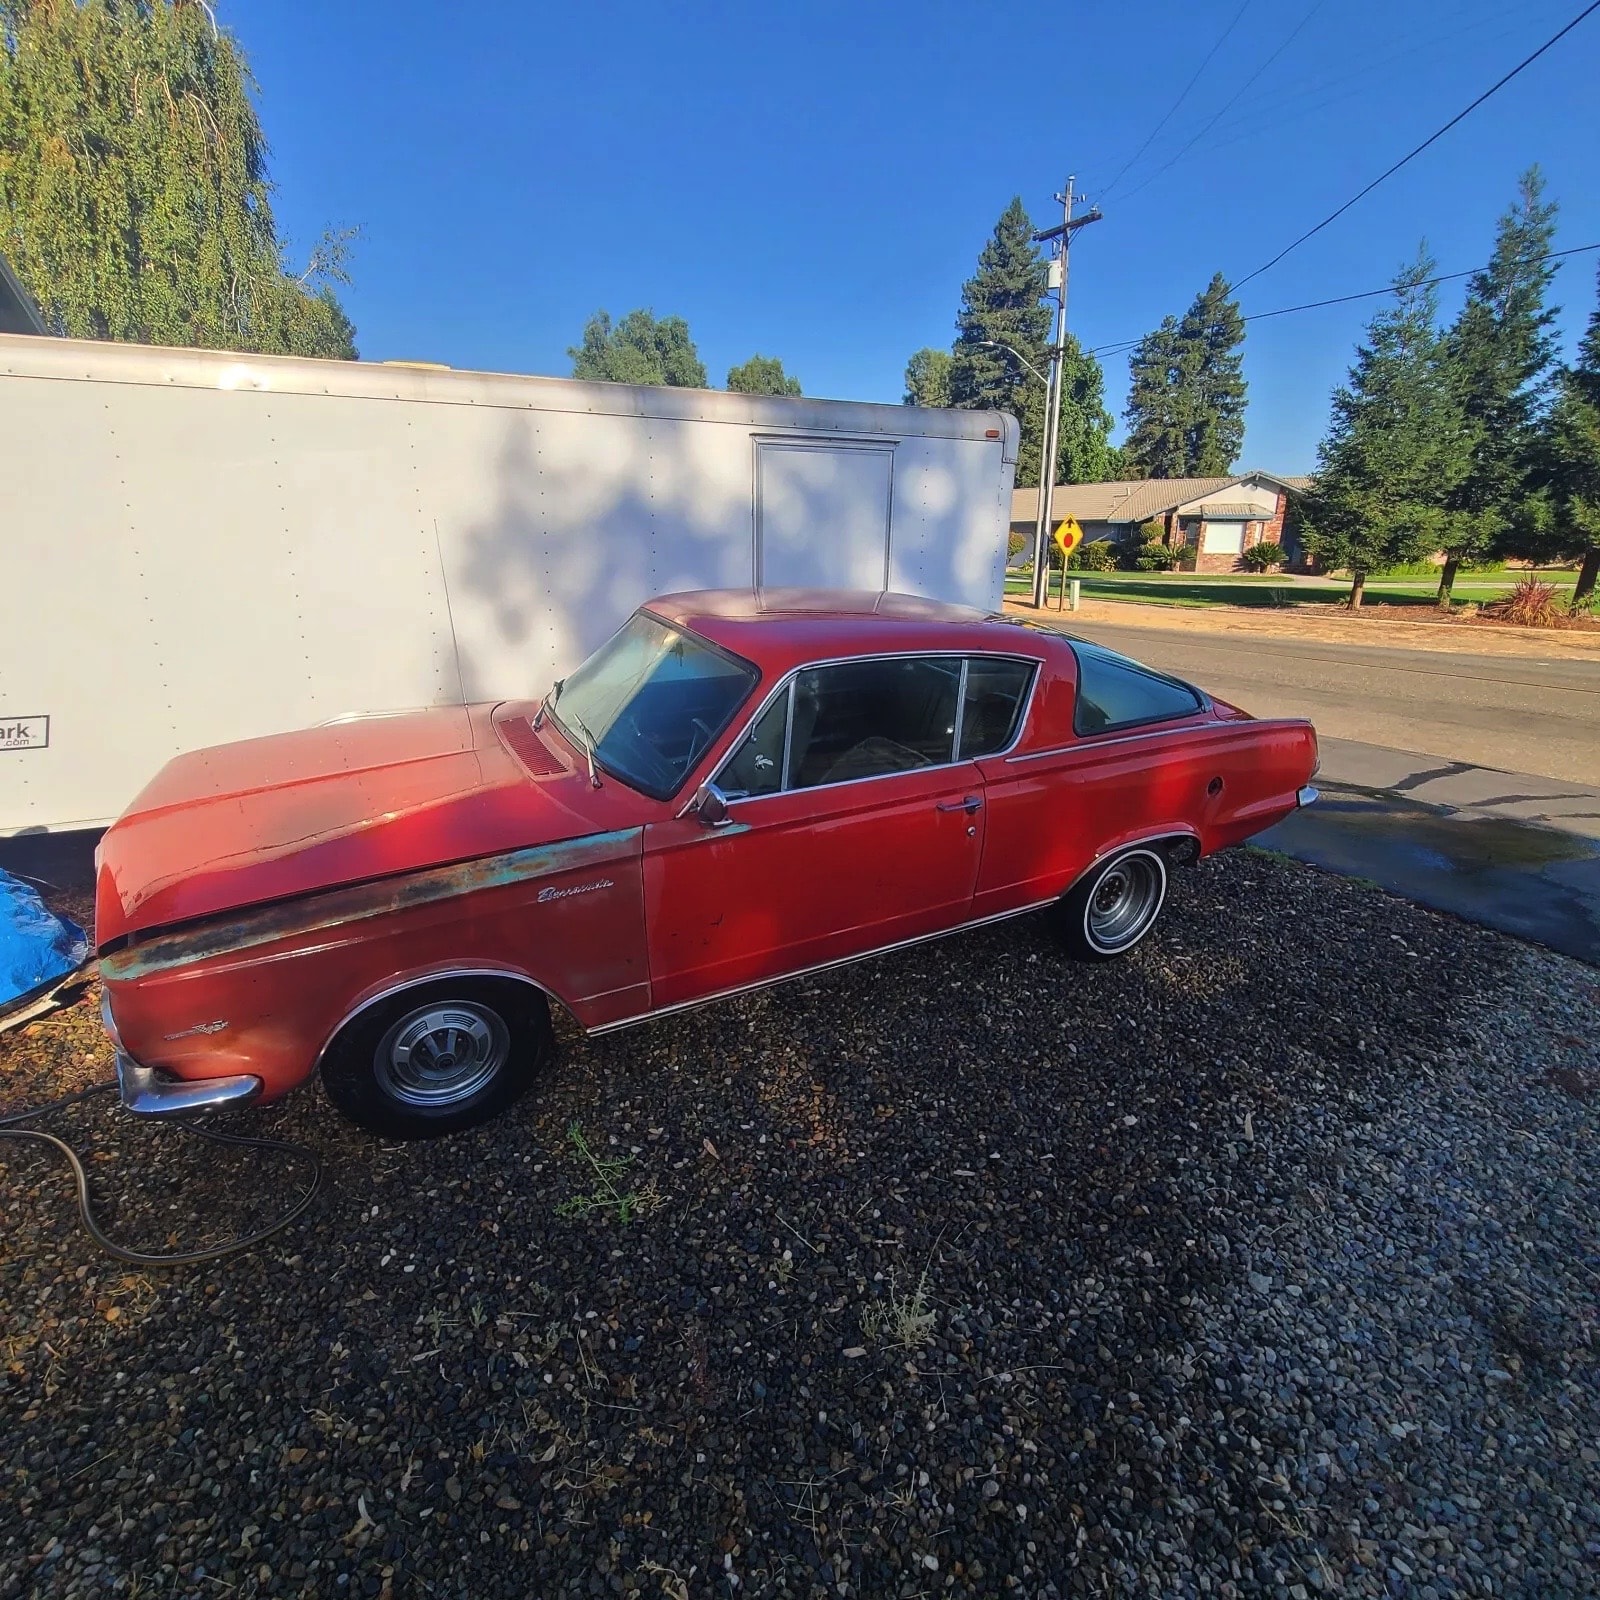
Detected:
[
  {"left": 537, "top": 877, "right": 615, "bottom": 904},
  {"left": 163, "top": 1019, "right": 230, "bottom": 1041}
]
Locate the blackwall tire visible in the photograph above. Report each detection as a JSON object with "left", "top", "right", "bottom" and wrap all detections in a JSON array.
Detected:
[
  {"left": 1053, "top": 846, "right": 1169, "bottom": 962},
  {"left": 320, "top": 977, "right": 552, "bottom": 1139}
]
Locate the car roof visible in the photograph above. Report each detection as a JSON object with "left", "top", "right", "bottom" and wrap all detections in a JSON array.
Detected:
[{"left": 644, "top": 588, "right": 1060, "bottom": 672}]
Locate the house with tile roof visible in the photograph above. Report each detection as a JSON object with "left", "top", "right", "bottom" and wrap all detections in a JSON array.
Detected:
[{"left": 1011, "top": 471, "right": 1313, "bottom": 572}]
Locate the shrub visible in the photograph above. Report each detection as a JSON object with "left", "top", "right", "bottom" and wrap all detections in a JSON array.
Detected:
[
  {"left": 1131, "top": 540, "right": 1181, "bottom": 572},
  {"left": 1067, "top": 540, "right": 1117, "bottom": 571},
  {"left": 1006, "top": 531, "right": 1028, "bottom": 566},
  {"left": 1484, "top": 577, "right": 1566, "bottom": 629},
  {"left": 1241, "top": 540, "right": 1287, "bottom": 573},
  {"left": 1370, "top": 559, "right": 1443, "bottom": 578}
]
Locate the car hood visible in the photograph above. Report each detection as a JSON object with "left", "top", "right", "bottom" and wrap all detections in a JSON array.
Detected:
[{"left": 94, "top": 703, "right": 632, "bottom": 946}]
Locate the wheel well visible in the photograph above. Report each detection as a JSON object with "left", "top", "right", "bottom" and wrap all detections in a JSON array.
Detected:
[{"left": 314, "top": 969, "right": 561, "bottom": 1078}]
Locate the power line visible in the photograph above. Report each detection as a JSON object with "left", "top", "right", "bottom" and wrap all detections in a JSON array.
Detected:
[
  {"left": 1099, "top": 0, "right": 1253, "bottom": 203},
  {"left": 1116, "top": 0, "right": 1327, "bottom": 206},
  {"left": 1086, "top": 242, "right": 1600, "bottom": 360},
  {"left": 1229, "top": 0, "right": 1600, "bottom": 293}
]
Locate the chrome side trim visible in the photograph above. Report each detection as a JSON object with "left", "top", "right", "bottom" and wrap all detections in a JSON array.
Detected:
[
  {"left": 1004, "top": 720, "right": 1208, "bottom": 766},
  {"left": 1297, "top": 785, "right": 1319, "bottom": 808},
  {"left": 117, "top": 1050, "right": 263, "bottom": 1119},
  {"left": 708, "top": 651, "right": 1042, "bottom": 808},
  {"left": 588, "top": 895, "right": 1060, "bottom": 1036},
  {"left": 100, "top": 827, "right": 643, "bottom": 981}
]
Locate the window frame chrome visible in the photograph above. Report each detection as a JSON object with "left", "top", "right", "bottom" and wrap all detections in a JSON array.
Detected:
[{"left": 704, "top": 648, "right": 1042, "bottom": 809}]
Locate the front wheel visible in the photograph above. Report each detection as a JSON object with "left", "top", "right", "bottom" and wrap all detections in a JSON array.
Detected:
[
  {"left": 1052, "top": 846, "right": 1169, "bottom": 961},
  {"left": 320, "top": 977, "right": 552, "bottom": 1139}
]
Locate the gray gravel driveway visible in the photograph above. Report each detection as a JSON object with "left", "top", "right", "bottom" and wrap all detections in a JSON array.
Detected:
[{"left": 2, "top": 854, "right": 1597, "bottom": 1598}]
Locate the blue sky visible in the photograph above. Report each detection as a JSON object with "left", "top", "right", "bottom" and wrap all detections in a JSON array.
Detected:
[{"left": 230, "top": 0, "right": 1600, "bottom": 474}]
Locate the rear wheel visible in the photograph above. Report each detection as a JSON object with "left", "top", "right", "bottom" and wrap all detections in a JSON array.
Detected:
[
  {"left": 321, "top": 977, "right": 552, "bottom": 1139},
  {"left": 1053, "top": 846, "right": 1169, "bottom": 961}
]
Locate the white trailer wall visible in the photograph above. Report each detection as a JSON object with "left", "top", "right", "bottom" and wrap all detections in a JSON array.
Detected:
[{"left": 0, "top": 335, "right": 1018, "bottom": 831}]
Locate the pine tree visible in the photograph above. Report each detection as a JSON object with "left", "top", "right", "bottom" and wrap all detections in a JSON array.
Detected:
[
  {"left": 1122, "top": 318, "right": 1189, "bottom": 478},
  {"left": 569, "top": 309, "right": 708, "bottom": 387},
  {"left": 726, "top": 354, "right": 800, "bottom": 396},
  {"left": 0, "top": 0, "right": 357, "bottom": 357},
  {"left": 1180, "top": 273, "right": 1247, "bottom": 474},
  {"left": 1438, "top": 167, "right": 1562, "bottom": 601},
  {"left": 1301, "top": 248, "right": 1470, "bottom": 609},
  {"left": 1122, "top": 274, "right": 1247, "bottom": 478},
  {"left": 902, "top": 347, "right": 952, "bottom": 407},
  {"left": 947, "top": 198, "right": 1051, "bottom": 483},
  {"left": 1513, "top": 264, "right": 1600, "bottom": 608}
]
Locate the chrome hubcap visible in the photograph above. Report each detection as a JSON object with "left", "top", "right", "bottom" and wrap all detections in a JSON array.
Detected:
[
  {"left": 1086, "top": 854, "right": 1164, "bottom": 951},
  {"left": 374, "top": 1002, "right": 508, "bottom": 1109}
]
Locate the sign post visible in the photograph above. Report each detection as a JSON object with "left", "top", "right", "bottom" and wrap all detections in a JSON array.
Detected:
[{"left": 1051, "top": 517, "right": 1083, "bottom": 609}]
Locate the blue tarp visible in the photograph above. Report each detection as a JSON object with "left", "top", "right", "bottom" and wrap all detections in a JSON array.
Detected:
[{"left": 0, "top": 867, "right": 89, "bottom": 1014}]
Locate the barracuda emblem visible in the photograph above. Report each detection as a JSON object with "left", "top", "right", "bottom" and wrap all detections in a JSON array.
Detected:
[
  {"left": 163, "top": 1019, "right": 230, "bottom": 1041},
  {"left": 537, "top": 878, "right": 615, "bottom": 904}
]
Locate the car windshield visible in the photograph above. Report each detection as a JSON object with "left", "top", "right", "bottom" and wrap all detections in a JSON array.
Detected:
[{"left": 549, "top": 612, "right": 758, "bottom": 799}]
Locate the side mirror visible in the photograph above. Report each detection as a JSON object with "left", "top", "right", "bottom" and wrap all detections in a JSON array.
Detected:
[{"left": 692, "top": 782, "right": 732, "bottom": 828}]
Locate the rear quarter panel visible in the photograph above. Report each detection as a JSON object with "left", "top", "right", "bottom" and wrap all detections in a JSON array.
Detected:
[{"left": 972, "top": 715, "right": 1315, "bottom": 916}]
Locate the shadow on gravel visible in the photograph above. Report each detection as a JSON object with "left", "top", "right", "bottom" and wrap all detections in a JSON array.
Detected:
[{"left": 4, "top": 854, "right": 1595, "bottom": 1600}]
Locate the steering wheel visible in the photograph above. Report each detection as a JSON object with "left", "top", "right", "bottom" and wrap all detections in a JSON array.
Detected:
[
  {"left": 619, "top": 712, "right": 679, "bottom": 787},
  {"left": 685, "top": 716, "right": 717, "bottom": 767}
]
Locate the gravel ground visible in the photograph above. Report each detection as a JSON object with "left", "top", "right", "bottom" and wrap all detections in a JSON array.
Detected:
[{"left": 1, "top": 852, "right": 1597, "bottom": 1599}]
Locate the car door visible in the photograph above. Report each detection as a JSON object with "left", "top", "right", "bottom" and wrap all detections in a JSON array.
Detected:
[{"left": 642, "top": 654, "right": 986, "bottom": 1010}]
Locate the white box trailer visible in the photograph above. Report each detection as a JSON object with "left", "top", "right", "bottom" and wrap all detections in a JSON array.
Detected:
[{"left": 0, "top": 333, "right": 1018, "bottom": 833}]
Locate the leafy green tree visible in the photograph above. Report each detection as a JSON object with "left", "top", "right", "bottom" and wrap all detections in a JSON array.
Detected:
[
  {"left": 1027, "top": 334, "right": 1117, "bottom": 487},
  {"left": 902, "top": 346, "right": 952, "bottom": 407},
  {"left": 0, "top": 0, "right": 356, "bottom": 357},
  {"left": 570, "top": 309, "right": 707, "bottom": 387},
  {"left": 726, "top": 353, "right": 801, "bottom": 396},
  {"left": 1510, "top": 264, "right": 1600, "bottom": 608},
  {"left": 1122, "top": 274, "right": 1247, "bottom": 478},
  {"left": 1438, "top": 167, "right": 1562, "bottom": 601},
  {"left": 1301, "top": 248, "right": 1470, "bottom": 609}
]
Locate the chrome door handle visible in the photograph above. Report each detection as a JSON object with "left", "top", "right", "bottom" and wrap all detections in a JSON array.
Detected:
[{"left": 936, "top": 795, "right": 983, "bottom": 814}]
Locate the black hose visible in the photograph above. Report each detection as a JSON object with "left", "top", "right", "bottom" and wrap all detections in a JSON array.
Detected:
[{"left": 0, "top": 1081, "right": 323, "bottom": 1266}]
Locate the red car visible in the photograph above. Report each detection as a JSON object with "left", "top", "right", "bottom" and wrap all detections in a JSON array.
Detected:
[{"left": 96, "top": 590, "right": 1317, "bottom": 1138}]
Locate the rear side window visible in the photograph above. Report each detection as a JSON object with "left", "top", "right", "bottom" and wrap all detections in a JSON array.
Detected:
[
  {"left": 789, "top": 657, "right": 961, "bottom": 789},
  {"left": 959, "top": 657, "right": 1035, "bottom": 757},
  {"left": 1070, "top": 641, "right": 1203, "bottom": 735}
]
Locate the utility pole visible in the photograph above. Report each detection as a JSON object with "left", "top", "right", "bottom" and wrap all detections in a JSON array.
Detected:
[{"left": 1029, "top": 179, "right": 1102, "bottom": 608}]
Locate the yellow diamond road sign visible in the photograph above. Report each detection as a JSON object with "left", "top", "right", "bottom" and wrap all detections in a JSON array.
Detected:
[{"left": 1052, "top": 516, "right": 1084, "bottom": 558}]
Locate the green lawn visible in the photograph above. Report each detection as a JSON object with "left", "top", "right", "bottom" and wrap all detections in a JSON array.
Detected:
[{"left": 1003, "top": 569, "right": 1579, "bottom": 611}]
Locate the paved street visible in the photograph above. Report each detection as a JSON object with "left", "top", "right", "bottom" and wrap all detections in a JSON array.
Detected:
[
  {"left": 1072, "top": 618, "right": 1600, "bottom": 787},
  {"left": 1070, "top": 617, "right": 1600, "bottom": 963}
]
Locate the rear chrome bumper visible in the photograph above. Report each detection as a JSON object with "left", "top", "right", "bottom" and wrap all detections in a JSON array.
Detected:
[
  {"left": 1297, "top": 785, "right": 1319, "bottom": 808},
  {"left": 104, "top": 994, "right": 263, "bottom": 1118}
]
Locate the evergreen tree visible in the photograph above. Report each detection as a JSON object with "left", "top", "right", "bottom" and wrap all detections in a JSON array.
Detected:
[
  {"left": 1180, "top": 273, "right": 1248, "bottom": 474},
  {"left": 569, "top": 309, "right": 707, "bottom": 387},
  {"left": 902, "top": 347, "right": 952, "bottom": 407},
  {"left": 0, "top": 0, "right": 357, "bottom": 357},
  {"left": 943, "top": 198, "right": 1115, "bottom": 486},
  {"left": 1301, "top": 248, "right": 1470, "bottom": 609},
  {"left": 1438, "top": 167, "right": 1562, "bottom": 601},
  {"left": 1511, "top": 264, "right": 1600, "bottom": 608},
  {"left": 1122, "top": 317, "right": 1188, "bottom": 478},
  {"left": 726, "top": 353, "right": 800, "bottom": 396},
  {"left": 1122, "top": 274, "right": 1247, "bottom": 478}
]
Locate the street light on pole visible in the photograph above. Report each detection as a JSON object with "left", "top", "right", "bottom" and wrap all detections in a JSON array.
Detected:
[
  {"left": 977, "top": 339, "right": 1050, "bottom": 388},
  {"left": 1026, "top": 181, "right": 1102, "bottom": 609}
]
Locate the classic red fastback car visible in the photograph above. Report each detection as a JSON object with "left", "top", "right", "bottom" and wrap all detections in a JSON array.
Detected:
[{"left": 96, "top": 590, "right": 1317, "bottom": 1137}]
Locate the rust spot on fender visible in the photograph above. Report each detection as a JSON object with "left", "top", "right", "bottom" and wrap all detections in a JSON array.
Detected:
[{"left": 101, "top": 828, "right": 643, "bottom": 981}]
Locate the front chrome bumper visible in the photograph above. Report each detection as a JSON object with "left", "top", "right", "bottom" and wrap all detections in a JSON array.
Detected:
[
  {"left": 1297, "top": 785, "right": 1319, "bottom": 808},
  {"left": 104, "top": 994, "right": 263, "bottom": 1118}
]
